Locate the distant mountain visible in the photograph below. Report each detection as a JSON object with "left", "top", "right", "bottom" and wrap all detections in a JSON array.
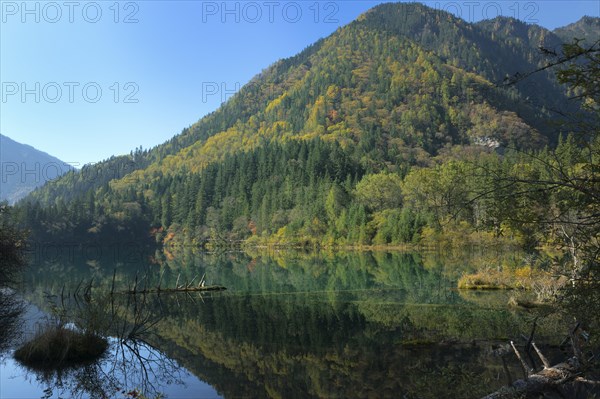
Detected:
[
  {"left": 0, "top": 134, "right": 73, "bottom": 204},
  {"left": 554, "top": 16, "right": 600, "bottom": 44},
  {"left": 17, "top": 3, "right": 600, "bottom": 245}
]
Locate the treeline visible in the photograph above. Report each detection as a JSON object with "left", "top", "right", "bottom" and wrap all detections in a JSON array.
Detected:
[
  {"left": 0, "top": 204, "right": 26, "bottom": 284},
  {"left": 24, "top": 3, "right": 575, "bottom": 212},
  {"left": 13, "top": 134, "right": 596, "bottom": 250},
  {"left": 13, "top": 3, "right": 594, "bottom": 249}
]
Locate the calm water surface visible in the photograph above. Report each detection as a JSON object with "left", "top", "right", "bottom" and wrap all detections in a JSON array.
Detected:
[{"left": 0, "top": 248, "right": 566, "bottom": 398}]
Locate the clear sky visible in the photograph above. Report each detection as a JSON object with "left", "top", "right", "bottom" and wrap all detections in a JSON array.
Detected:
[{"left": 1, "top": 0, "right": 598, "bottom": 166}]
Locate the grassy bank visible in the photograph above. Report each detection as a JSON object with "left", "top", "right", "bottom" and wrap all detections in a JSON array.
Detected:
[
  {"left": 458, "top": 266, "right": 565, "bottom": 301},
  {"left": 14, "top": 326, "right": 108, "bottom": 370}
]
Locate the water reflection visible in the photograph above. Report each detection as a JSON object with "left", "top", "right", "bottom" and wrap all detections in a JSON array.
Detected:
[
  {"left": 2, "top": 285, "right": 219, "bottom": 399},
  {"left": 0, "top": 288, "right": 24, "bottom": 356},
  {"left": 10, "top": 248, "right": 570, "bottom": 398},
  {"left": 4, "top": 337, "right": 196, "bottom": 399},
  {"left": 138, "top": 290, "right": 549, "bottom": 398},
  {"left": 0, "top": 236, "right": 26, "bottom": 357}
]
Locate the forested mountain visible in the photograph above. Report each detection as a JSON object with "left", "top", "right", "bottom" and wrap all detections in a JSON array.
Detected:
[
  {"left": 14, "top": 3, "right": 599, "bottom": 248},
  {"left": 0, "top": 134, "right": 73, "bottom": 204},
  {"left": 553, "top": 15, "right": 600, "bottom": 43}
]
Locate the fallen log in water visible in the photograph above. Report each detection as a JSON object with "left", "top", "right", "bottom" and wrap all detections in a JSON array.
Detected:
[
  {"left": 483, "top": 323, "right": 597, "bottom": 398},
  {"left": 482, "top": 356, "right": 581, "bottom": 398},
  {"left": 123, "top": 285, "right": 226, "bottom": 294},
  {"left": 111, "top": 271, "right": 226, "bottom": 295}
]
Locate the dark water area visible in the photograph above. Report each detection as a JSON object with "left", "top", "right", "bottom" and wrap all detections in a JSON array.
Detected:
[{"left": 0, "top": 247, "right": 573, "bottom": 398}]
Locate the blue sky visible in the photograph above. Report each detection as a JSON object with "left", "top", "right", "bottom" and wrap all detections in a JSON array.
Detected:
[{"left": 1, "top": 0, "right": 599, "bottom": 166}]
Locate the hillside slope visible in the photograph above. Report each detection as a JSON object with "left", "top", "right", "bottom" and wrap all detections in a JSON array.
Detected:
[
  {"left": 0, "top": 134, "right": 73, "bottom": 204},
  {"left": 17, "top": 4, "right": 599, "bottom": 246},
  {"left": 553, "top": 16, "right": 600, "bottom": 43},
  {"left": 27, "top": 4, "right": 590, "bottom": 206}
]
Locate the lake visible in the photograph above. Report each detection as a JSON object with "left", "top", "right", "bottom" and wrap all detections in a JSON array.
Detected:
[{"left": 0, "top": 247, "right": 569, "bottom": 398}]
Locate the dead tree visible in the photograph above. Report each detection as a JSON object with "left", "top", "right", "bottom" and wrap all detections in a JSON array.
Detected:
[{"left": 483, "top": 324, "right": 597, "bottom": 399}]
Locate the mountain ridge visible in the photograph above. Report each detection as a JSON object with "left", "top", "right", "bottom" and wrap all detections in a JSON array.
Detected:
[
  {"left": 15, "top": 2, "right": 600, "bottom": 246},
  {"left": 27, "top": 6, "right": 597, "bottom": 203},
  {"left": 0, "top": 134, "right": 74, "bottom": 204},
  {"left": 553, "top": 15, "right": 600, "bottom": 43},
  {"left": 111, "top": 2, "right": 574, "bottom": 183}
]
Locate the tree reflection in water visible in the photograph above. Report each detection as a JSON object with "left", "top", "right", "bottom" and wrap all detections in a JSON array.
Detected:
[
  {"left": 0, "top": 288, "right": 24, "bottom": 356},
  {"left": 16, "top": 250, "right": 590, "bottom": 398},
  {"left": 17, "top": 337, "right": 187, "bottom": 399},
  {"left": 12, "top": 288, "right": 190, "bottom": 399},
  {"left": 0, "top": 217, "right": 26, "bottom": 359}
]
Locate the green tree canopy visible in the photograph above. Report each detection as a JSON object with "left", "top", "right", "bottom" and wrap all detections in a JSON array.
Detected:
[{"left": 354, "top": 173, "right": 403, "bottom": 212}]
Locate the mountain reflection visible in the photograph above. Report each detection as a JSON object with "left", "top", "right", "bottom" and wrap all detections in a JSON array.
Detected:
[{"left": 13, "top": 248, "right": 567, "bottom": 398}]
